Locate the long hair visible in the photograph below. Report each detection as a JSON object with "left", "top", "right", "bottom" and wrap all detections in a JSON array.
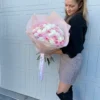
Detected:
[{"left": 65, "top": 0, "right": 88, "bottom": 23}]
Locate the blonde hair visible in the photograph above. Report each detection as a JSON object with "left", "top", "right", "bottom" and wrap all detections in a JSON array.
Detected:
[
  {"left": 77, "top": 0, "right": 88, "bottom": 21},
  {"left": 65, "top": 0, "right": 88, "bottom": 22}
]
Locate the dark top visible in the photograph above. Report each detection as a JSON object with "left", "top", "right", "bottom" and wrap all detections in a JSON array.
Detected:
[{"left": 60, "top": 12, "right": 87, "bottom": 58}]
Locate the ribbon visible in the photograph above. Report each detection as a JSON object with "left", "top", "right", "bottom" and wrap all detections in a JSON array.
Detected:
[{"left": 39, "top": 53, "right": 44, "bottom": 80}]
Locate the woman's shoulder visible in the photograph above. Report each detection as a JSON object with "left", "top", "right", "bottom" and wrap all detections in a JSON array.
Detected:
[{"left": 69, "top": 12, "right": 87, "bottom": 27}]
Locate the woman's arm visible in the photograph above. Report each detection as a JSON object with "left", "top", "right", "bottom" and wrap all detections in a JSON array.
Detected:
[{"left": 48, "top": 49, "right": 63, "bottom": 55}]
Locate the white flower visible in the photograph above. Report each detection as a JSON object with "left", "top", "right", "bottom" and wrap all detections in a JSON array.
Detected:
[
  {"left": 50, "top": 30, "right": 56, "bottom": 34},
  {"left": 37, "top": 29, "right": 42, "bottom": 33},
  {"left": 48, "top": 32, "right": 55, "bottom": 36},
  {"left": 58, "top": 37, "right": 64, "bottom": 42},
  {"left": 45, "top": 26, "right": 51, "bottom": 30},
  {"left": 38, "top": 37, "right": 45, "bottom": 41},
  {"left": 49, "top": 39, "right": 55, "bottom": 44},
  {"left": 42, "top": 28, "right": 47, "bottom": 32},
  {"left": 42, "top": 24, "right": 56, "bottom": 31},
  {"left": 34, "top": 33, "right": 39, "bottom": 37}
]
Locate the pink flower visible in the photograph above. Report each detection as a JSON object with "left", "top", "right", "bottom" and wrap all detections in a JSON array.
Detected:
[
  {"left": 47, "top": 30, "right": 51, "bottom": 33},
  {"left": 52, "top": 36, "right": 57, "bottom": 41},
  {"left": 55, "top": 40, "right": 59, "bottom": 45},
  {"left": 44, "top": 36, "right": 49, "bottom": 42},
  {"left": 38, "top": 34, "right": 43, "bottom": 37}
]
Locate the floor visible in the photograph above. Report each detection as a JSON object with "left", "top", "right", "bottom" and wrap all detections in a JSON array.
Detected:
[
  {"left": 0, "top": 94, "right": 16, "bottom": 100},
  {"left": 0, "top": 94, "right": 39, "bottom": 100}
]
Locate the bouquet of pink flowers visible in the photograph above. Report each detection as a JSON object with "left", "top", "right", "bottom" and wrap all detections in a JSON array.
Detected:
[{"left": 26, "top": 12, "right": 71, "bottom": 80}]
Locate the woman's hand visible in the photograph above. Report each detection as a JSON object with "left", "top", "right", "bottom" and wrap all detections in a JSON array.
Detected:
[{"left": 47, "top": 49, "right": 63, "bottom": 55}]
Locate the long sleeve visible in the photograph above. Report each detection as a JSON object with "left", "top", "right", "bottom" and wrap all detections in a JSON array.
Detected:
[{"left": 60, "top": 13, "right": 87, "bottom": 58}]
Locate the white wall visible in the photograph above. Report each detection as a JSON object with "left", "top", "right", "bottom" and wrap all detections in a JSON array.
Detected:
[
  {"left": 0, "top": 0, "right": 3, "bottom": 86},
  {"left": 0, "top": 0, "right": 100, "bottom": 100}
]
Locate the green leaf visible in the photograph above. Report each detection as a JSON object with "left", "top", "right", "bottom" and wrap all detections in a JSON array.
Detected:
[
  {"left": 47, "top": 58, "right": 50, "bottom": 65},
  {"left": 37, "top": 55, "right": 40, "bottom": 60},
  {"left": 36, "top": 52, "right": 40, "bottom": 55},
  {"left": 50, "top": 56, "right": 54, "bottom": 62}
]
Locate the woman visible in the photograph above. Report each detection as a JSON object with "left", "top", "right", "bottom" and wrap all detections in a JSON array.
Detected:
[{"left": 49, "top": 0, "right": 88, "bottom": 100}]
